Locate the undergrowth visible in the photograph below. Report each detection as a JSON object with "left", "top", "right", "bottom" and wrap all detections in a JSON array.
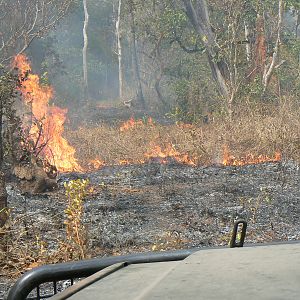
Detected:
[
  {"left": 66, "top": 99, "right": 300, "bottom": 168},
  {"left": 0, "top": 179, "right": 90, "bottom": 278},
  {"left": 1, "top": 99, "right": 300, "bottom": 279},
  {"left": 62, "top": 179, "right": 90, "bottom": 260}
]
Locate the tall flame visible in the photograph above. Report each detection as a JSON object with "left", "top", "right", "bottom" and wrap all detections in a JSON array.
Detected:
[{"left": 13, "top": 54, "right": 82, "bottom": 172}]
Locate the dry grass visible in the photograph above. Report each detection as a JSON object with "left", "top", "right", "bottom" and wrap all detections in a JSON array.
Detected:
[
  {"left": 1, "top": 99, "right": 300, "bottom": 280},
  {"left": 0, "top": 213, "right": 56, "bottom": 278},
  {"left": 66, "top": 100, "right": 300, "bottom": 168}
]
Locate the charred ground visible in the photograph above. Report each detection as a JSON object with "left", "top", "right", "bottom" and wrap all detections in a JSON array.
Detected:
[
  {"left": 1, "top": 102, "right": 300, "bottom": 299},
  {"left": 1, "top": 157, "right": 300, "bottom": 299}
]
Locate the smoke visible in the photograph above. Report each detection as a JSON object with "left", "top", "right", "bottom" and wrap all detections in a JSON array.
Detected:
[{"left": 26, "top": 1, "right": 121, "bottom": 110}]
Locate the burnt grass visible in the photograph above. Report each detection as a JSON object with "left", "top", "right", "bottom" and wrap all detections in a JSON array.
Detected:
[{"left": 1, "top": 159, "right": 300, "bottom": 298}]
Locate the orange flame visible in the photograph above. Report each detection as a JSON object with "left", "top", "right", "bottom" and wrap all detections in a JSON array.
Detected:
[
  {"left": 144, "top": 143, "right": 196, "bottom": 166},
  {"left": 13, "top": 54, "right": 82, "bottom": 172},
  {"left": 120, "top": 117, "right": 153, "bottom": 132},
  {"left": 222, "top": 145, "right": 281, "bottom": 166},
  {"left": 176, "top": 122, "right": 194, "bottom": 129},
  {"left": 88, "top": 158, "right": 105, "bottom": 170},
  {"left": 119, "top": 159, "right": 133, "bottom": 165}
]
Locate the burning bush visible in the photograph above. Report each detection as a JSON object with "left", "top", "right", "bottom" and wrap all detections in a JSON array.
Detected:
[{"left": 13, "top": 54, "right": 82, "bottom": 173}]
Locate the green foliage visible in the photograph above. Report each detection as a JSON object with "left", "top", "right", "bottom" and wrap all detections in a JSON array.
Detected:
[
  {"left": 64, "top": 179, "right": 90, "bottom": 259},
  {"left": 239, "top": 187, "right": 273, "bottom": 224},
  {"left": 240, "top": 77, "right": 264, "bottom": 101},
  {"left": 18, "top": 0, "right": 300, "bottom": 120},
  {"left": 160, "top": 6, "right": 188, "bottom": 35}
]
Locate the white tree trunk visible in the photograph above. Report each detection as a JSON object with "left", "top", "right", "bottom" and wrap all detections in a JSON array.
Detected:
[
  {"left": 262, "top": 0, "right": 284, "bottom": 94},
  {"left": 116, "top": 0, "right": 124, "bottom": 100},
  {"left": 244, "top": 21, "right": 251, "bottom": 62},
  {"left": 182, "top": 0, "right": 229, "bottom": 99},
  {"left": 82, "top": 0, "right": 89, "bottom": 102},
  {"left": 129, "top": 0, "right": 145, "bottom": 108}
]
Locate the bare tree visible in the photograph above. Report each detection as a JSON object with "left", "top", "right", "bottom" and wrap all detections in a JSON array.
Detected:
[
  {"left": 0, "top": 0, "right": 74, "bottom": 225},
  {"left": 244, "top": 21, "right": 251, "bottom": 62},
  {"left": 82, "top": 0, "right": 89, "bottom": 102},
  {"left": 262, "top": 0, "right": 284, "bottom": 94},
  {"left": 116, "top": 0, "right": 124, "bottom": 101},
  {"left": 0, "top": 0, "right": 75, "bottom": 65},
  {"left": 0, "top": 75, "right": 6, "bottom": 227}
]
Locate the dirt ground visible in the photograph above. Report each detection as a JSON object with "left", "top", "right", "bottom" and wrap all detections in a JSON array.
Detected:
[
  {"left": 1, "top": 104, "right": 300, "bottom": 299},
  {"left": 1, "top": 159, "right": 300, "bottom": 299}
]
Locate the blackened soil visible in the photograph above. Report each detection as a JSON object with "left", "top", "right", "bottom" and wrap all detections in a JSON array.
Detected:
[{"left": 1, "top": 160, "right": 300, "bottom": 298}]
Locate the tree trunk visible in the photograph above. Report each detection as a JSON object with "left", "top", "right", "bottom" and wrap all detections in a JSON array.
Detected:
[
  {"left": 295, "top": 10, "right": 299, "bottom": 38},
  {"left": 82, "top": 0, "right": 89, "bottom": 102},
  {"left": 0, "top": 95, "right": 3, "bottom": 164},
  {"left": 182, "top": 0, "right": 229, "bottom": 100},
  {"left": 244, "top": 21, "right": 251, "bottom": 62},
  {"left": 262, "top": 0, "right": 284, "bottom": 94},
  {"left": 116, "top": 0, "right": 124, "bottom": 101},
  {"left": 155, "top": 48, "right": 169, "bottom": 109},
  {"left": 0, "top": 170, "right": 7, "bottom": 227},
  {"left": 129, "top": 0, "right": 145, "bottom": 108},
  {"left": 154, "top": 74, "right": 168, "bottom": 109},
  {"left": 0, "top": 95, "right": 6, "bottom": 227}
]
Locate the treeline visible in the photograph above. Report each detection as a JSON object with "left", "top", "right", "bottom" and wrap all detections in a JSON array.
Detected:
[
  {"left": 45, "top": 0, "right": 300, "bottom": 121},
  {"left": 1, "top": 1, "right": 300, "bottom": 119}
]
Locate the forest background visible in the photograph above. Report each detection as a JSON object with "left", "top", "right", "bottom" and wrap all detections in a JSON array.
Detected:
[
  {"left": 35, "top": 0, "right": 300, "bottom": 119},
  {"left": 1, "top": 0, "right": 300, "bottom": 221},
  {"left": 0, "top": 0, "right": 300, "bottom": 285},
  {"left": 1, "top": 0, "right": 300, "bottom": 119}
]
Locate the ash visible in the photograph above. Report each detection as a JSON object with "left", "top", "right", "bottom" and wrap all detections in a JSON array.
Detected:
[{"left": 1, "top": 160, "right": 300, "bottom": 298}]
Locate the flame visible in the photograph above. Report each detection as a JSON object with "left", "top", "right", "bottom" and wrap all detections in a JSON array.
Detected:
[
  {"left": 88, "top": 158, "right": 105, "bottom": 170},
  {"left": 144, "top": 143, "right": 196, "bottom": 166},
  {"left": 88, "top": 159, "right": 134, "bottom": 170},
  {"left": 222, "top": 145, "right": 281, "bottom": 166},
  {"left": 13, "top": 54, "right": 82, "bottom": 172},
  {"left": 120, "top": 117, "right": 153, "bottom": 132},
  {"left": 119, "top": 159, "right": 133, "bottom": 165},
  {"left": 176, "top": 122, "right": 194, "bottom": 129}
]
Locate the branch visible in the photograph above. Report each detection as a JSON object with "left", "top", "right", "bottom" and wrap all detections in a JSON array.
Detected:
[
  {"left": 0, "top": 0, "right": 75, "bottom": 65},
  {"left": 170, "top": 25, "right": 205, "bottom": 54}
]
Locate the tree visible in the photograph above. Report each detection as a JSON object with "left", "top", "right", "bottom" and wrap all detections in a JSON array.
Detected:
[
  {"left": 128, "top": 0, "right": 145, "bottom": 108},
  {"left": 175, "top": 0, "right": 291, "bottom": 116},
  {"left": 181, "top": 0, "right": 229, "bottom": 99},
  {"left": 82, "top": 0, "right": 89, "bottom": 102},
  {"left": 0, "top": 68, "right": 18, "bottom": 226},
  {"left": 262, "top": 0, "right": 284, "bottom": 94},
  {"left": 0, "top": 0, "right": 75, "bottom": 226},
  {"left": 0, "top": 0, "right": 75, "bottom": 65},
  {"left": 116, "top": 0, "right": 124, "bottom": 101}
]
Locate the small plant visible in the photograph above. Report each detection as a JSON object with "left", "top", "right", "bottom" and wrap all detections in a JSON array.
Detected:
[
  {"left": 63, "top": 179, "right": 90, "bottom": 259},
  {"left": 239, "top": 188, "right": 273, "bottom": 224}
]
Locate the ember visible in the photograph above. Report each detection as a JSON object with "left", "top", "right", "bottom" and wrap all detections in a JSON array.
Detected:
[{"left": 13, "top": 54, "right": 82, "bottom": 172}]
